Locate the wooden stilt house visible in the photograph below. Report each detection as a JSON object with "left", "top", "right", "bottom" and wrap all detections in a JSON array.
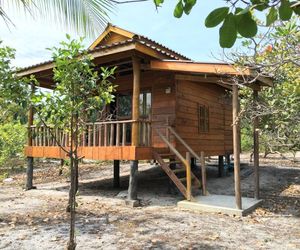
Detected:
[{"left": 18, "top": 24, "right": 272, "bottom": 203}]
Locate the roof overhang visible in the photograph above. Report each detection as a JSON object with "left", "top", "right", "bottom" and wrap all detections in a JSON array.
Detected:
[
  {"left": 148, "top": 60, "right": 273, "bottom": 89},
  {"left": 17, "top": 41, "right": 177, "bottom": 80}
]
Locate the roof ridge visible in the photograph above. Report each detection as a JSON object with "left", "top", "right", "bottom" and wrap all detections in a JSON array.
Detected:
[{"left": 98, "top": 23, "right": 190, "bottom": 61}]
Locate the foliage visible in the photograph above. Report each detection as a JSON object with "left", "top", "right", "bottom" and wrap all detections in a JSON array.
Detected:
[
  {"left": 237, "top": 20, "right": 300, "bottom": 157},
  {"left": 0, "top": 0, "right": 115, "bottom": 38},
  {"left": 32, "top": 36, "right": 115, "bottom": 249},
  {"left": 33, "top": 36, "right": 116, "bottom": 131},
  {"left": 0, "top": 41, "right": 30, "bottom": 123},
  {"left": 0, "top": 122, "right": 26, "bottom": 168},
  {"left": 154, "top": 0, "right": 300, "bottom": 48}
]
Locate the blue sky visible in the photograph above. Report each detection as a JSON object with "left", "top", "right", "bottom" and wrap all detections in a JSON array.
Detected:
[{"left": 0, "top": 1, "right": 229, "bottom": 68}]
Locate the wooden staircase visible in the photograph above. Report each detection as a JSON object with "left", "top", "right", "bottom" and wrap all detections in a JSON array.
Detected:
[
  {"left": 153, "top": 126, "right": 206, "bottom": 201},
  {"left": 153, "top": 151, "right": 201, "bottom": 200}
]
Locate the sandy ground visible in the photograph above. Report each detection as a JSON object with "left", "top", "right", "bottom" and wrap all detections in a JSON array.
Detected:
[{"left": 0, "top": 154, "right": 300, "bottom": 250}]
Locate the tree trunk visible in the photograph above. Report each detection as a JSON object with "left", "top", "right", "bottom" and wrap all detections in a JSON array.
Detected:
[{"left": 67, "top": 153, "right": 76, "bottom": 250}]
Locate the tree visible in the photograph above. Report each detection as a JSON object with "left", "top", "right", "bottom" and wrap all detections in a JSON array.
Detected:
[
  {"left": 231, "top": 19, "right": 300, "bottom": 159},
  {"left": 0, "top": 41, "right": 29, "bottom": 174},
  {"left": 154, "top": 0, "right": 300, "bottom": 48},
  {"left": 32, "top": 36, "right": 116, "bottom": 249}
]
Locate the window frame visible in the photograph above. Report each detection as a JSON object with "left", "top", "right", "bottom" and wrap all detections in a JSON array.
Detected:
[{"left": 198, "top": 103, "right": 209, "bottom": 133}]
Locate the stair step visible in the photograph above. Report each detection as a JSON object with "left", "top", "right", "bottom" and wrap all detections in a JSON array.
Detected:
[
  {"left": 172, "top": 168, "right": 186, "bottom": 173},
  {"left": 159, "top": 153, "right": 176, "bottom": 158},
  {"left": 179, "top": 177, "right": 186, "bottom": 182},
  {"left": 169, "top": 160, "right": 181, "bottom": 165},
  {"left": 178, "top": 175, "right": 196, "bottom": 182}
]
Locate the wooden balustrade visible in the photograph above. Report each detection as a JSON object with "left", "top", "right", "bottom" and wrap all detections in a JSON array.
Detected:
[{"left": 29, "top": 119, "right": 152, "bottom": 147}]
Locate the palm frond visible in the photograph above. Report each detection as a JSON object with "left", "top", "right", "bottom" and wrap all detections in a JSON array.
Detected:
[{"left": 0, "top": 0, "right": 116, "bottom": 38}]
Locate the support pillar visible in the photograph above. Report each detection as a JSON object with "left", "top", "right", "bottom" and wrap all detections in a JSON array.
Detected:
[
  {"left": 26, "top": 157, "right": 34, "bottom": 190},
  {"left": 232, "top": 84, "right": 242, "bottom": 209},
  {"left": 113, "top": 160, "right": 120, "bottom": 188},
  {"left": 200, "top": 151, "right": 207, "bottom": 196},
  {"left": 127, "top": 160, "right": 139, "bottom": 207},
  {"left": 218, "top": 155, "right": 224, "bottom": 177},
  {"left": 26, "top": 83, "right": 35, "bottom": 190},
  {"left": 253, "top": 90, "right": 260, "bottom": 199},
  {"left": 225, "top": 154, "right": 231, "bottom": 171},
  {"left": 131, "top": 56, "right": 141, "bottom": 146}
]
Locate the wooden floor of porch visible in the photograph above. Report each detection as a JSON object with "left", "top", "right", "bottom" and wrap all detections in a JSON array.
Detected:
[{"left": 25, "top": 146, "right": 154, "bottom": 160}]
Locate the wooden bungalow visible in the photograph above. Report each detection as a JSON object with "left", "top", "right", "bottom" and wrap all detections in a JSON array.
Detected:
[{"left": 18, "top": 24, "right": 272, "bottom": 209}]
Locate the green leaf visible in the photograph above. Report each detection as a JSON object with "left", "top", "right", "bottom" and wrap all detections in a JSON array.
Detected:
[
  {"left": 183, "top": 0, "right": 197, "bottom": 15},
  {"left": 291, "top": 1, "right": 300, "bottom": 15},
  {"left": 154, "top": 0, "right": 164, "bottom": 6},
  {"left": 235, "top": 6, "right": 251, "bottom": 15},
  {"left": 237, "top": 13, "right": 258, "bottom": 38},
  {"left": 174, "top": 1, "right": 184, "bottom": 18},
  {"left": 279, "top": 0, "right": 293, "bottom": 21},
  {"left": 205, "top": 7, "right": 229, "bottom": 28},
  {"left": 219, "top": 13, "right": 237, "bottom": 48},
  {"left": 251, "top": 0, "right": 269, "bottom": 11},
  {"left": 266, "top": 7, "right": 278, "bottom": 26}
]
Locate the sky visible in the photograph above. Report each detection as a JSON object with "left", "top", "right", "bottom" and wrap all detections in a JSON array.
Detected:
[{"left": 0, "top": 1, "right": 229, "bottom": 68}]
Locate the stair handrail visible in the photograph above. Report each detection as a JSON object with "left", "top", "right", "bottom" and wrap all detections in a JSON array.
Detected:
[
  {"left": 167, "top": 126, "right": 202, "bottom": 163},
  {"left": 154, "top": 124, "right": 207, "bottom": 197},
  {"left": 154, "top": 128, "right": 192, "bottom": 201}
]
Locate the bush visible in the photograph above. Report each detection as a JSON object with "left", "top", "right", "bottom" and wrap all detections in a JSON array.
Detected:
[
  {"left": 0, "top": 122, "right": 26, "bottom": 169},
  {"left": 241, "top": 126, "right": 253, "bottom": 152}
]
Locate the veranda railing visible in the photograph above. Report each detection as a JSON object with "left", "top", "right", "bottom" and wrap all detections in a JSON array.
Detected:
[{"left": 29, "top": 119, "right": 151, "bottom": 147}]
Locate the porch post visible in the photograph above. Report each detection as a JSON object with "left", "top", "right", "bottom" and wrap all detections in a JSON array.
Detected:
[
  {"left": 113, "top": 160, "right": 120, "bottom": 188},
  {"left": 26, "top": 83, "right": 35, "bottom": 190},
  {"left": 218, "top": 155, "right": 224, "bottom": 177},
  {"left": 232, "top": 85, "right": 242, "bottom": 209},
  {"left": 253, "top": 90, "right": 260, "bottom": 199},
  {"left": 131, "top": 56, "right": 141, "bottom": 146}
]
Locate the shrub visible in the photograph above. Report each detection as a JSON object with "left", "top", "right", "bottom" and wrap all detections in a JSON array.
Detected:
[{"left": 0, "top": 122, "right": 26, "bottom": 169}]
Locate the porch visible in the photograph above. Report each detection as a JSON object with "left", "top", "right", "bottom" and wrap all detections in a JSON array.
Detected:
[{"left": 25, "top": 119, "right": 153, "bottom": 160}]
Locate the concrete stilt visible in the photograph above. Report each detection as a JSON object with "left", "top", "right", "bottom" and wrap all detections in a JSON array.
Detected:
[
  {"left": 218, "top": 155, "right": 224, "bottom": 177},
  {"left": 126, "top": 160, "right": 140, "bottom": 207},
  {"left": 113, "top": 160, "right": 120, "bottom": 188},
  {"left": 26, "top": 157, "right": 35, "bottom": 190}
]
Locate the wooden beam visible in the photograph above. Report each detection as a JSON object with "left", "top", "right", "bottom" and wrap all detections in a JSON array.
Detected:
[
  {"left": 26, "top": 83, "right": 35, "bottom": 190},
  {"left": 255, "top": 75, "right": 273, "bottom": 87},
  {"left": 175, "top": 74, "right": 232, "bottom": 90},
  {"left": 131, "top": 56, "right": 141, "bottom": 146},
  {"left": 89, "top": 24, "right": 134, "bottom": 50},
  {"left": 135, "top": 43, "right": 171, "bottom": 60},
  {"left": 17, "top": 44, "right": 137, "bottom": 78},
  {"left": 253, "top": 90, "right": 260, "bottom": 199},
  {"left": 232, "top": 84, "right": 242, "bottom": 209},
  {"left": 18, "top": 62, "right": 54, "bottom": 77},
  {"left": 200, "top": 151, "right": 207, "bottom": 196},
  {"left": 150, "top": 60, "right": 251, "bottom": 75},
  {"left": 27, "top": 84, "right": 35, "bottom": 146},
  {"left": 186, "top": 152, "right": 192, "bottom": 201}
]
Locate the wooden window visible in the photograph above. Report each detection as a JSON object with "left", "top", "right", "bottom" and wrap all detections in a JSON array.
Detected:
[
  {"left": 117, "top": 91, "right": 151, "bottom": 120},
  {"left": 198, "top": 104, "right": 209, "bottom": 133},
  {"left": 139, "top": 92, "right": 151, "bottom": 118}
]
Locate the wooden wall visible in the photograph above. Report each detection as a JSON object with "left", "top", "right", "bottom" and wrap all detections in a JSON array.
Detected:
[
  {"left": 175, "top": 80, "right": 233, "bottom": 156},
  {"left": 113, "top": 71, "right": 176, "bottom": 149}
]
